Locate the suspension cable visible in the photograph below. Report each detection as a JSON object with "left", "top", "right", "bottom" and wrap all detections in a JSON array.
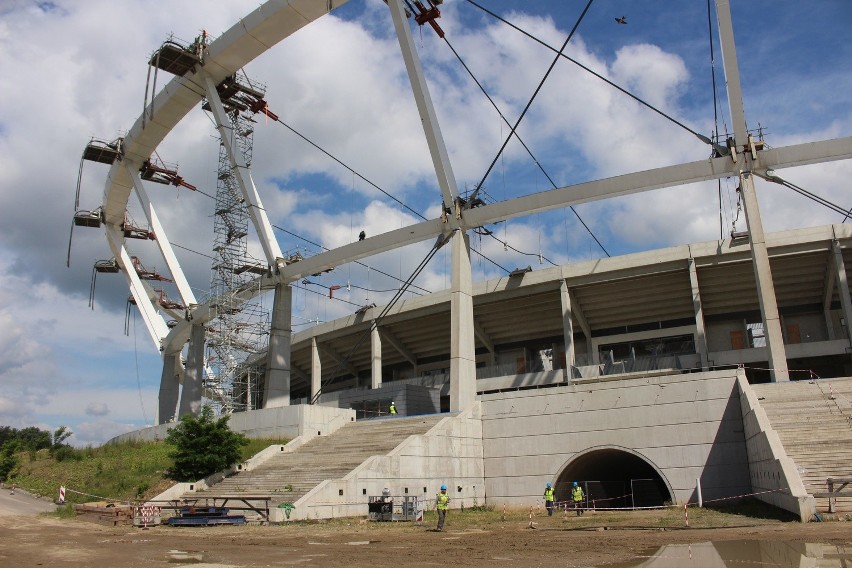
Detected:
[
  {"left": 274, "top": 117, "right": 426, "bottom": 220},
  {"left": 295, "top": 280, "right": 363, "bottom": 308},
  {"left": 757, "top": 172, "right": 852, "bottom": 220},
  {"left": 272, "top": 223, "right": 432, "bottom": 295},
  {"left": 474, "top": 0, "right": 596, "bottom": 195},
  {"left": 309, "top": 233, "right": 449, "bottom": 404},
  {"left": 707, "top": 0, "right": 727, "bottom": 241},
  {"left": 270, "top": 119, "right": 510, "bottom": 273},
  {"left": 443, "top": 35, "right": 609, "bottom": 257},
  {"left": 464, "top": 0, "right": 720, "bottom": 151}
]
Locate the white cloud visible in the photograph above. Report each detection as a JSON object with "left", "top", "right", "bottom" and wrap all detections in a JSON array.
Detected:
[
  {"left": 0, "top": 1, "right": 848, "bottom": 445},
  {"left": 85, "top": 402, "right": 110, "bottom": 417}
]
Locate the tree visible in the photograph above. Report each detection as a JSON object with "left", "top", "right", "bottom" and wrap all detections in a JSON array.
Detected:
[
  {"left": 0, "top": 426, "right": 15, "bottom": 448},
  {"left": 165, "top": 405, "right": 248, "bottom": 482},
  {"left": 52, "top": 426, "right": 72, "bottom": 448},
  {"left": 15, "top": 427, "right": 51, "bottom": 451},
  {"left": 0, "top": 444, "right": 17, "bottom": 482}
]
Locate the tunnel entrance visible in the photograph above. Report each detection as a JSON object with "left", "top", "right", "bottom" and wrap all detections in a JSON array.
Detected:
[{"left": 555, "top": 447, "right": 672, "bottom": 509}]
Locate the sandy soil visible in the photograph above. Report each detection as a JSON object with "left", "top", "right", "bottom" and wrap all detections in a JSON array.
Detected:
[{"left": 0, "top": 507, "right": 850, "bottom": 568}]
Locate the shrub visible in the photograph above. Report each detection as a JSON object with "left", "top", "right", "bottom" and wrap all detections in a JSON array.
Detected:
[
  {"left": 52, "top": 446, "right": 81, "bottom": 463},
  {"left": 0, "top": 444, "right": 17, "bottom": 482},
  {"left": 165, "top": 405, "right": 248, "bottom": 482}
]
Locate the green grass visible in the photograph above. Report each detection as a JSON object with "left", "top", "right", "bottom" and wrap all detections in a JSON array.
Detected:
[
  {"left": 5, "top": 437, "right": 289, "bottom": 505},
  {"left": 297, "top": 498, "right": 795, "bottom": 532},
  {"left": 242, "top": 438, "right": 289, "bottom": 460},
  {"left": 410, "top": 498, "right": 796, "bottom": 530}
]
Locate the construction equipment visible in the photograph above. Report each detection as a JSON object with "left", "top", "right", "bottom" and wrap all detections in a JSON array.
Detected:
[
  {"left": 165, "top": 505, "right": 246, "bottom": 526},
  {"left": 367, "top": 490, "right": 421, "bottom": 522}
]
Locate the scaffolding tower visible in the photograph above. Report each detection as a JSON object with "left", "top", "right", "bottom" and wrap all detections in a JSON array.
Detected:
[{"left": 204, "top": 74, "right": 270, "bottom": 414}]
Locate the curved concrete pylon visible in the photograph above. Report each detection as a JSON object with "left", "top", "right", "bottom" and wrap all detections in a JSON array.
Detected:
[{"left": 102, "top": 1, "right": 353, "bottom": 353}]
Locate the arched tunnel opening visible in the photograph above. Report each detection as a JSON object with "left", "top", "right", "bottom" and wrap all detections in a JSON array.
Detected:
[{"left": 555, "top": 448, "right": 672, "bottom": 509}]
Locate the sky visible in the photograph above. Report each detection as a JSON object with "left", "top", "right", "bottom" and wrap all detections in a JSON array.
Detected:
[{"left": 0, "top": 0, "right": 850, "bottom": 446}]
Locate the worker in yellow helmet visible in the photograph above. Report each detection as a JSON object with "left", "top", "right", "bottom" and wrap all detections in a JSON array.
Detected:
[
  {"left": 571, "top": 481, "right": 585, "bottom": 516},
  {"left": 544, "top": 482, "right": 555, "bottom": 516},
  {"left": 435, "top": 484, "right": 449, "bottom": 531}
]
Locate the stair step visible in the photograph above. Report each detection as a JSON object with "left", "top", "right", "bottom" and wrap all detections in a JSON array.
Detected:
[
  {"left": 179, "top": 414, "right": 446, "bottom": 504},
  {"left": 754, "top": 378, "right": 852, "bottom": 512}
]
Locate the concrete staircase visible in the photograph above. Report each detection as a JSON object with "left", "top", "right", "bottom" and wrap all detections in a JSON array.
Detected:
[
  {"left": 182, "top": 414, "right": 446, "bottom": 507},
  {"left": 752, "top": 377, "right": 852, "bottom": 513}
]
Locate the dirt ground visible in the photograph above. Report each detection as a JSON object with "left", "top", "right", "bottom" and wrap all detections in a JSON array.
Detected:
[{"left": 0, "top": 506, "right": 850, "bottom": 568}]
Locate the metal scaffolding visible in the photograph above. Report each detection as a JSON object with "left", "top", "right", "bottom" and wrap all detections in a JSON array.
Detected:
[{"left": 204, "top": 74, "right": 270, "bottom": 414}]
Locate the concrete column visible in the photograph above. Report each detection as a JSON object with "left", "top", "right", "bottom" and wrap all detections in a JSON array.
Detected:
[
  {"left": 717, "top": 1, "right": 787, "bottom": 381},
  {"left": 831, "top": 240, "right": 852, "bottom": 358},
  {"left": 823, "top": 259, "right": 837, "bottom": 340},
  {"left": 157, "top": 352, "right": 179, "bottom": 424},
  {"left": 311, "top": 336, "right": 321, "bottom": 402},
  {"left": 371, "top": 323, "right": 382, "bottom": 389},
  {"left": 264, "top": 283, "right": 292, "bottom": 408},
  {"left": 739, "top": 173, "right": 789, "bottom": 381},
  {"left": 560, "top": 280, "right": 575, "bottom": 381},
  {"left": 178, "top": 324, "right": 205, "bottom": 416},
  {"left": 688, "top": 257, "right": 709, "bottom": 369},
  {"left": 450, "top": 231, "right": 476, "bottom": 412}
]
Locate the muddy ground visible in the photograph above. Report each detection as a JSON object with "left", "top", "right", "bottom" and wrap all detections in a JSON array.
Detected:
[{"left": 0, "top": 505, "right": 850, "bottom": 567}]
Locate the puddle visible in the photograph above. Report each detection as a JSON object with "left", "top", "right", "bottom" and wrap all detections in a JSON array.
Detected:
[
  {"left": 603, "top": 541, "right": 852, "bottom": 567},
  {"left": 166, "top": 549, "right": 204, "bottom": 563}
]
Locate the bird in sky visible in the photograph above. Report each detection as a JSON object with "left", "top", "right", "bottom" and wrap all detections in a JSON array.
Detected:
[{"left": 615, "top": 16, "right": 627, "bottom": 24}]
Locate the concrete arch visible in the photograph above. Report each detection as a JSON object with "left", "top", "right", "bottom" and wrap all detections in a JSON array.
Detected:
[{"left": 555, "top": 445, "right": 674, "bottom": 508}]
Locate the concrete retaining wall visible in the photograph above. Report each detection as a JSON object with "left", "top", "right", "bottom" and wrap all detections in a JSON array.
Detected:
[
  {"left": 480, "top": 369, "right": 752, "bottom": 507},
  {"left": 109, "top": 404, "right": 355, "bottom": 444},
  {"left": 736, "top": 375, "right": 815, "bottom": 522}
]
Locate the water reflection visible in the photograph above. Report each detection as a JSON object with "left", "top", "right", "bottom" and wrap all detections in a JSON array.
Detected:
[{"left": 605, "top": 541, "right": 852, "bottom": 567}]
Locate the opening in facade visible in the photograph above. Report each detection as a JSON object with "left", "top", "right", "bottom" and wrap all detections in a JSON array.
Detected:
[{"left": 556, "top": 447, "right": 672, "bottom": 509}]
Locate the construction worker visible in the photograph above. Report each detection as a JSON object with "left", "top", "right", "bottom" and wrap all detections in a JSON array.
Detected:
[
  {"left": 543, "top": 482, "right": 555, "bottom": 516},
  {"left": 389, "top": 401, "right": 397, "bottom": 415},
  {"left": 571, "top": 481, "right": 585, "bottom": 516},
  {"left": 435, "top": 484, "right": 449, "bottom": 531}
]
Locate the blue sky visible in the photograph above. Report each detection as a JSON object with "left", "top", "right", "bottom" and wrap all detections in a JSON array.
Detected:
[{"left": 0, "top": 0, "right": 849, "bottom": 446}]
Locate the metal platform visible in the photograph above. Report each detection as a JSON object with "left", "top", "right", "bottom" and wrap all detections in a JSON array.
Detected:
[
  {"left": 165, "top": 506, "right": 247, "bottom": 527},
  {"left": 149, "top": 42, "right": 201, "bottom": 76}
]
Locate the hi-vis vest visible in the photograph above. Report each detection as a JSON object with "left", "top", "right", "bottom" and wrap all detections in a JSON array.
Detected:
[
  {"left": 572, "top": 486, "right": 584, "bottom": 502},
  {"left": 544, "top": 488, "right": 554, "bottom": 502},
  {"left": 436, "top": 492, "right": 450, "bottom": 510}
]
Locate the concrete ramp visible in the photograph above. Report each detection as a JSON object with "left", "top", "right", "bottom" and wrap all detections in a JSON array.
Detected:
[
  {"left": 751, "top": 377, "right": 852, "bottom": 513},
  {"left": 180, "top": 414, "right": 447, "bottom": 513}
]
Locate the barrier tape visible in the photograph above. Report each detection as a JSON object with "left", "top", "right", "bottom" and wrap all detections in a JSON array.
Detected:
[
  {"left": 63, "top": 487, "right": 133, "bottom": 503},
  {"left": 541, "top": 487, "right": 791, "bottom": 513},
  {"left": 694, "top": 487, "right": 788, "bottom": 507},
  {"left": 737, "top": 364, "right": 817, "bottom": 377}
]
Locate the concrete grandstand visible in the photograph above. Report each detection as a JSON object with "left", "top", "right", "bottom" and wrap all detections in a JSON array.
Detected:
[{"left": 83, "top": 1, "right": 852, "bottom": 521}]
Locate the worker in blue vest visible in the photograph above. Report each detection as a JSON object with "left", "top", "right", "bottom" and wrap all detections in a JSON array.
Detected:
[
  {"left": 571, "top": 481, "right": 585, "bottom": 516},
  {"left": 435, "top": 484, "right": 450, "bottom": 531},
  {"left": 544, "top": 482, "right": 555, "bottom": 516}
]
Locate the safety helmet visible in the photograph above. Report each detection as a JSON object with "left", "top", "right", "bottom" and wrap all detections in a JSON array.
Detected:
[
  {"left": 440, "top": 484, "right": 447, "bottom": 490},
  {"left": 546, "top": 482, "right": 551, "bottom": 488},
  {"left": 573, "top": 481, "right": 578, "bottom": 487}
]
